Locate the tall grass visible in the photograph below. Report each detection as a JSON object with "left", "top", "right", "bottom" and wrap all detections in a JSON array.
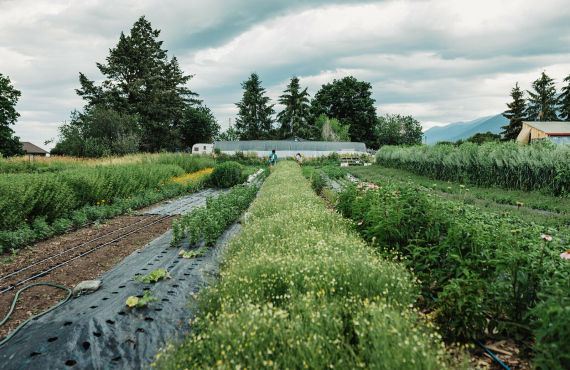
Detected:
[
  {"left": 0, "top": 154, "right": 214, "bottom": 231},
  {"left": 155, "top": 162, "right": 449, "bottom": 369},
  {"left": 376, "top": 142, "right": 570, "bottom": 196}
]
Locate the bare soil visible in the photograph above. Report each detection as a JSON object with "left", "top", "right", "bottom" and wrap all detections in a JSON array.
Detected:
[{"left": 0, "top": 211, "right": 179, "bottom": 340}]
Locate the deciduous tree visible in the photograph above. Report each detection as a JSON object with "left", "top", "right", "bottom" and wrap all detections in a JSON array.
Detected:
[
  {"left": 375, "top": 114, "right": 423, "bottom": 147},
  {"left": 311, "top": 76, "right": 377, "bottom": 147},
  {"left": 0, "top": 73, "right": 24, "bottom": 157}
]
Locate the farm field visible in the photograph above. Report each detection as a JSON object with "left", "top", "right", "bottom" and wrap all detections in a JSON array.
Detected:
[
  {"left": 0, "top": 153, "right": 265, "bottom": 252},
  {"left": 155, "top": 161, "right": 452, "bottom": 369},
  {"left": 333, "top": 166, "right": 569, "bottom": 369},
  {"left": 375, "top": 142, "right": 570, "bottom": 196},
  {"left": 349, "top": 165, "right": 570, "bottom": 228}
]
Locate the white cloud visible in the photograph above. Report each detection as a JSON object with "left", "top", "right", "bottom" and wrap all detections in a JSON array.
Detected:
[{"left": 2, "top": 0, "right": 570, "bottom": 147}]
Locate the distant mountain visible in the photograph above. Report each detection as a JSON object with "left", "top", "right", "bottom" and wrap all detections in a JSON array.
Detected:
[{"left": 423, "top": 114, "right": 509, "bottom": 145}]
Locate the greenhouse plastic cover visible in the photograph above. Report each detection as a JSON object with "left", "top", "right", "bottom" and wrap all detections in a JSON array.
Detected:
[
  {"left": 214, "top": 140, "right": 367, "bottom": 158},
  {"left": 0, "top": 224, "right": 241, "bottom": 369}
]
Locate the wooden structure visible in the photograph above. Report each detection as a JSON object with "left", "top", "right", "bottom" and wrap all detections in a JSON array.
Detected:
[
  {"left": 516, "top": 121, "right": 570, "bottom": 145},
  {"left": 21, "top": 142, "right": 49, "bottom": 156}
]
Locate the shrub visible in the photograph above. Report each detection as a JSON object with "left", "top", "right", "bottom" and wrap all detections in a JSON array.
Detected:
[
  {"left": 209, "top": 161, "right": 244, "bottom": 188},
  {"left": 52, "top": 218, "right": 72, "bottom": 235}
]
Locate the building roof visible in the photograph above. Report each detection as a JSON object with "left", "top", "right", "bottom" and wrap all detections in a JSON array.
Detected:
[
  {"left": 523, "top": 121, "right": 570, "bottom": 135},
  {"left": 214, "top": 140, "right": 366, "bottom": 152},
  {"left": 21, "top": 142, "right": 49, "bottom": 154}
]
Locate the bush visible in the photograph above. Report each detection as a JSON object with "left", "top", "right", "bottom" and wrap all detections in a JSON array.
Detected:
[
  {"left": 209, "top": 161, "right": 244, "bottom": 188},
  {"left": 310, "top": 171, "right": 325, "bottom": 195},
  {"left": 52, "top": 218, "right": 72, "bottom": 235}
]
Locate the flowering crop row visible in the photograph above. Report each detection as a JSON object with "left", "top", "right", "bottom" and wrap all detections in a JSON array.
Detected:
[
  {"left": 375, "top": 142, "right": 570, "bottom": 196},
  {"left": 336, "top": 176, "right": 570, "bottom": 368},
  {"left": 154, "top": 161, "right": 450, "bottom": 369}
]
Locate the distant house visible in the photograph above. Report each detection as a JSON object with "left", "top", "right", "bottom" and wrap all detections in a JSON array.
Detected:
[
  {"left": 21, "top": 142, "right": 49, "bottom": 156},
  {"left": 516, "top": 121, "right": 570, "bottom": 145}
]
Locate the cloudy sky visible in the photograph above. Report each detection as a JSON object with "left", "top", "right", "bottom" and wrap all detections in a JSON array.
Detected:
[{"left": 2, "top": 0, "right": 570, "bottom": 149}]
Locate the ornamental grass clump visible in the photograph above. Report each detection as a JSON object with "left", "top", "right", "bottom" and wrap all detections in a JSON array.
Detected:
[{"left": 155, "top": 161, "right": 449, "bottom": 369}]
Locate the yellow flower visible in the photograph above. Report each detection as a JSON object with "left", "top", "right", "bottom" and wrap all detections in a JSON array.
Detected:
[{"left": 102, "top": 199, "right": 105, "bottom": 203}]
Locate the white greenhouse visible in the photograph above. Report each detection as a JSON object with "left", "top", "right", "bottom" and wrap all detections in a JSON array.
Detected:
[{"left": 214, "top": 139, "right": 367, "bottom": 159}]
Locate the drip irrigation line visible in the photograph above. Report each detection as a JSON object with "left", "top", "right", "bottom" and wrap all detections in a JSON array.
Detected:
[
  {"left": 476, "top": 340, "right": 511, "bottom": 370},
  {"left": 0, "top": 215, "right": 173, "bottom": 295},
  {"left": 0, "top": 283, "right": 72, "bottom": 346},
  {"left": 0, "top": 215, "right": 156, "bottom": 283}
]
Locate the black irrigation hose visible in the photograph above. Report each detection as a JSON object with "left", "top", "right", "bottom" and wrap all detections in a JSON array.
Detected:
[
  {"left": 0, "top": 215, "right": 173, "bottom": 295},
  {"left": 0, "top": 283, "right": 72, "bottom": 346},
  {"left": 0, "top": 215, "right": 156, "bottom": 283}
]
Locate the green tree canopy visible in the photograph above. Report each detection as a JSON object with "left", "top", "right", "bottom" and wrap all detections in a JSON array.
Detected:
[
  {"left": 525, "top": 72, "right": 558, "bottom": 121},
  {"left": 235, "top": 73, "right": 275, "bottom": 140},
  {"left": 0, "top": 73, "right": 24, "bottom": 157},
  {"left": 501, "top": 82, "right": 526, "bottom": 141},
  {"left": 52, "top": 107, "right": 140, "bottom": 157},
  {"left": 276, "top": 77, "right": 311, "bottom": 139},
  {"left": 310, "top": 76, "right": 377, "bottom": 147},
  {"left": 74, "top": 16, "right": 209, "bottom": 152},
  {"left": 315, "top": 114, "right": 350, "bottom": 142},
  {"left": 559, "top": 74, "right": 570, "bottom": 121},
  {"left": 466, "top": 131, "right": 501, "bottom": 145},
  {"left": 177, "top": 106, "right": 220, "bottom": 148},
  {"left": 375, "top": 114, "right": 423, "bottom": 147}
]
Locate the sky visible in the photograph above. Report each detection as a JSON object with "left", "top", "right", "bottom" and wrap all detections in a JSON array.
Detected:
[{"left": 2, "top": 0, "right": 570, "bottom": 150}]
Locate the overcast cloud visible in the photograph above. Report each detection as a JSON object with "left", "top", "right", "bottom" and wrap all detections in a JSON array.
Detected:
[{"left": 1, "top": 0, "right": 569, "bottom": 149}]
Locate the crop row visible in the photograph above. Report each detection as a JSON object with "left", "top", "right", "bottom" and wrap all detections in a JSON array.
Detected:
[
  {"left": 171, "top": 182, "right": 262, "bottom": 248},
  {"left": 375, "top": 142, "right": 570, "bottom": 196},
  {"left": 336, "top": 177, "right": 570, "bottom": 368},
  {"left": 155, "top": 162, "right": 450, "bottom": 369},
  {"left": 0, "top": 169, "right": 212, "bottom": 254},
  {"left": 0, "top": 155, "right": 215, "bottom": 232}
]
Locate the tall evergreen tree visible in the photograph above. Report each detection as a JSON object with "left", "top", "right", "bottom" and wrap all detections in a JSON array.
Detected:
[
  {"left": 559, "top": 74, "right": 570, "bottom": 121},
  {"left": 501, "top": 82, "right": 526, "bottom": 141},
  {"left": 75, "top": 16, "right": 202, "bottom": 152},
  {"left": 310, "top": 76, "right": 377, "bottom": 148},
  {"left": 276, "top": 77, "right": 311, "bottom": 139},
  {"left": 525, "top": 72, "right": 558, "bottom": 121},
  {"left": 235, "top": 73, "right": 275, "bottom": 140},
  {"left": 0, "top": 73, "right": 24, "bottom": 157}
]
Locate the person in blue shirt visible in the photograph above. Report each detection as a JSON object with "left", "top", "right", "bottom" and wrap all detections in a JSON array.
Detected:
[{"left": 269, "top": 149, "right": 277, "bottom": 171}]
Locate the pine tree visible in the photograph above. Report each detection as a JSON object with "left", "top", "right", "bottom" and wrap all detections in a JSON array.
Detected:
[
  {"left": 525, "top": 72, "right": 558, "bottom": 121},
  {"left": 75, "top": 16, "right": 202, "bottom": 152},
  {"left": 235, "top": 73, "right": 275, "bottom": 140},
  {"left": 559, "top": 74, "right": 570, "bottom": 121},
  {"left": 501, "top": 82, "right": 526, "bottom": 141},
  {"left": 276, "top": 77, "right": 311, "bottom": 139},
  {"left": 0, "top": 73, "right": 24, "bottom": 156}
]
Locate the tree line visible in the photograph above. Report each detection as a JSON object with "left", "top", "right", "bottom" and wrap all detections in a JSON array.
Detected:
[
  {"left": 501, "top": 71, "right": 570, "bottom": 141},
  {"left": 0, "top": 16, "right": 427, "bottom": 158},
  {"left": 220, "top": 72, "right": 423, "bottom": 149}
]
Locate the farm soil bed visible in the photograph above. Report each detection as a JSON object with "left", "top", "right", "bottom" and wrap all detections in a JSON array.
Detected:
[{"left": 0, "top": 212, "right": 179, "bottom": 341}]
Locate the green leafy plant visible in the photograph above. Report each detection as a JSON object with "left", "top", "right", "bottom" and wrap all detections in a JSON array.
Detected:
[
  {"left": 126, "top": 290, "right": 158, "bottom": 308},
  {"left": 179, "top": 247, "right": 207, "bottom": 259},
  {"left": 209, "top": 161, "right": 244, "bottom": 188},
  {"left": 135, "top": 268, "right": 172, "bottom": 283}
]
